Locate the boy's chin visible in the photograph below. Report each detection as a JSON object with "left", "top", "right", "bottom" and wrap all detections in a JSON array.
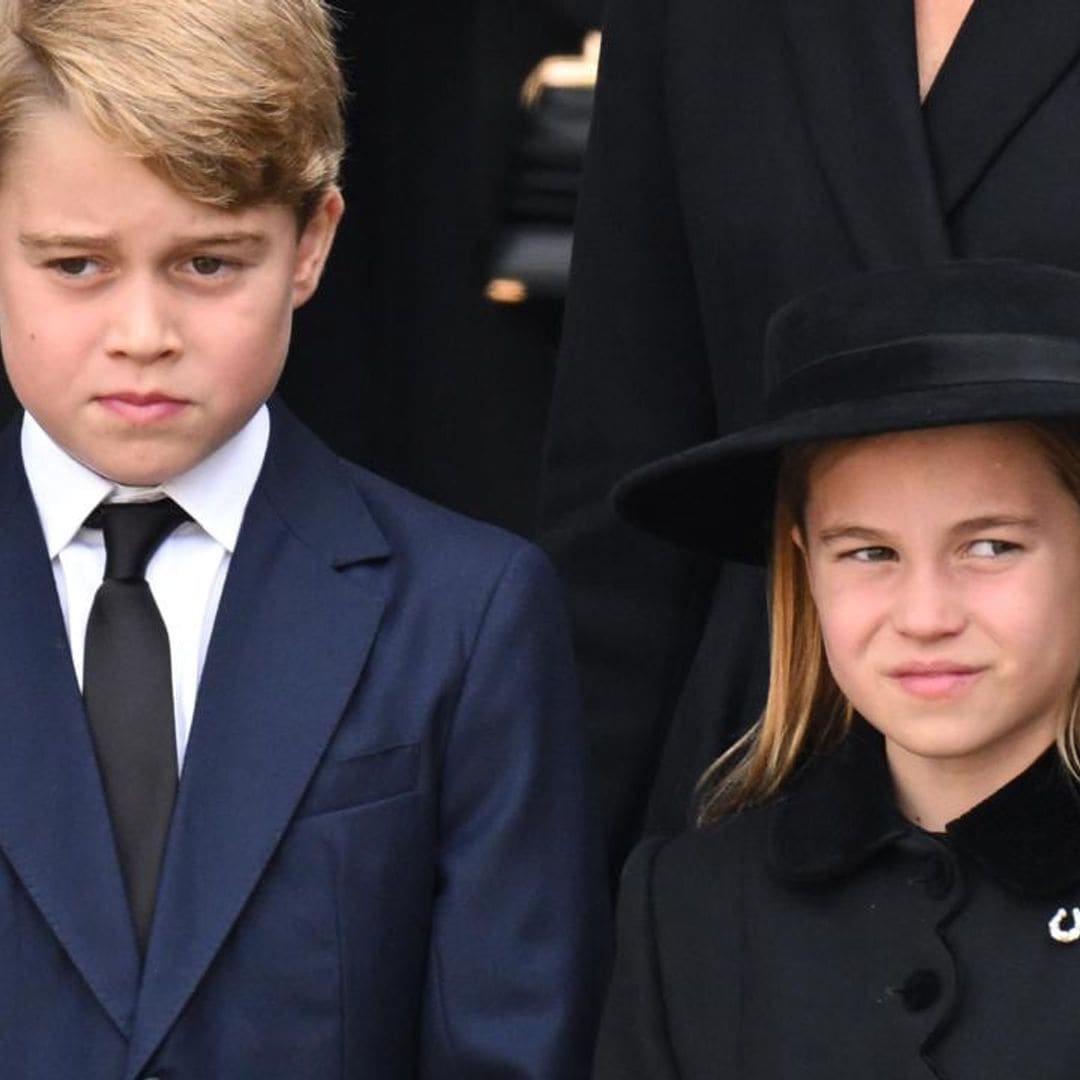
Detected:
[
  {"left": 40, "top": 405, "right": 259, "bottom": 487},
  {"left": 91, "top": 464, "right": 178, "bottom": 487},
  {"left": 77, "top": 446, "right": 195, "bottom": 489}
]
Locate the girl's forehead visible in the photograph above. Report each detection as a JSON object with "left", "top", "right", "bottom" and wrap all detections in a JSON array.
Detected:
[
  {"left": 810, "top": 423, "right": 1042, "bottom": 482},
  {"left": 811, "top": 422, "right": 1030, "bottom": 470},
  {"left": 803, "top": 423, "right": 1067, "bottom": 526}
]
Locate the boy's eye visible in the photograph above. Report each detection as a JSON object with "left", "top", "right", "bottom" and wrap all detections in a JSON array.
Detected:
[
  {"left": 967, "top": 539, "right": 1019, "bottom": 558},
  {"left": 51, "top": 256, "right": 97, "bottom": 278},
  {"left": 189, "top": 255, "right": 229, "bottom": 276}
]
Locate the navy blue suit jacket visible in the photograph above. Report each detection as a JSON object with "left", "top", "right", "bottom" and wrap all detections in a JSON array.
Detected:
[{"left": 0, "top": 402, "right": 607, "bottom": 1078}]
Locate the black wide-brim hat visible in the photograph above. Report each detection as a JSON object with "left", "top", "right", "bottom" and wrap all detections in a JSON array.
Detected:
[{"left": 614, "top": 260, "right": 1080, "bottom": 565}]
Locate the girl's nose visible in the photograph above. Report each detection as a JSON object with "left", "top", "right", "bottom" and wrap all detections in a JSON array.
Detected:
[{"left": 890, "top": 562, "right": 966, "bottom": 640}]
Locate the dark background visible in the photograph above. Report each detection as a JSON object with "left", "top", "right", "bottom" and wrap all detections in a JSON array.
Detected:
[{"left": 283, "top": 0, "right": 603, "bottom": 536}]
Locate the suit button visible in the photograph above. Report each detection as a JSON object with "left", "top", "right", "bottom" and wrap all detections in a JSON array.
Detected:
[{"left": 899, "top": 969, "right": 941, "bottom": 1011}]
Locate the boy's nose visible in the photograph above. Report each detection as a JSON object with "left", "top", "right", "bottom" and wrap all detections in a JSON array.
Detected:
[
  {"left": 104, "top": 279, "right": 181, "bottom": 362},
  {"left": 890, "top": 563, "right": 966, "bottom": 640}
]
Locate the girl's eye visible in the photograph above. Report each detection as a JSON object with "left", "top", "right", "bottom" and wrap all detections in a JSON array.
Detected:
[
  {"left": 845, "top": 546, "right": 896, "bottom": 563},
  {"left": 967, "top": 539, "right": 1019, "bottom": 558}
]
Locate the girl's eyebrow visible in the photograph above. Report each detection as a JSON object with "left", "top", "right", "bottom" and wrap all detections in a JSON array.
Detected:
[
  {"left": 817, "top": 525, "right": 888, "bottom": 545},
  {"left": 817, "top": 515, "right": 1039, "bottom": 545},
  {"left": 951, "top": 514, "right": 1038, "bottom": 534}
]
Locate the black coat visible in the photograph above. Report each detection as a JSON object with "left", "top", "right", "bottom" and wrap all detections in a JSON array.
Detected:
[
  {"left": 539, "top": 0, "right": 1080, "bottom": 877},
  {"left": 594, "top": 725, "right": 1080, "bottom": 1078}
]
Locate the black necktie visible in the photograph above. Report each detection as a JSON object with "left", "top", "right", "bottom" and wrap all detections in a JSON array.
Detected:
[{"left": 83, "top": 499, "right": 188, "bottom": 953}]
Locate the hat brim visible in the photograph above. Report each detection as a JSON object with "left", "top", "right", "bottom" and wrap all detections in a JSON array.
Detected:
[{"left": 614, "top": 381, "right": 1080, "bottom": 564}]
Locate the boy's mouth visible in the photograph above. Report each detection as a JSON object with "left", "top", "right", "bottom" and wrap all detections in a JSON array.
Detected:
[{"left": 96, "top": 392, "right": 188, "bottom": 423}]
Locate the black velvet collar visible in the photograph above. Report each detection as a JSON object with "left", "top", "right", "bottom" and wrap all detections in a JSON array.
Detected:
[{"left": 768, "top": 722, "right": 1080, "bottom": 899}]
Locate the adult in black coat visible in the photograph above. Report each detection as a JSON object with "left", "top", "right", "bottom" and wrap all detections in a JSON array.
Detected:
[{"left": 539, "top": 0, "right": 1080, "bottom": 877}]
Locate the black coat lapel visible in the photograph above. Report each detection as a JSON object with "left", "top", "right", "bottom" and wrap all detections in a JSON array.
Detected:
[
  {"left": 781, "top": 0, "right": 952, "bottom": 265},
  {"left": 922, "top": 0, "right": 1080, "bottom": 216}
]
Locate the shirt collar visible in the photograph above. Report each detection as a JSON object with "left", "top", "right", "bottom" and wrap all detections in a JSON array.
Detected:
[
  {"left": 21, "top": 405, "right": 269, "bottom": 557},
  {"left": 767, "top": 721, "right": 1080, "bottom": 899}
]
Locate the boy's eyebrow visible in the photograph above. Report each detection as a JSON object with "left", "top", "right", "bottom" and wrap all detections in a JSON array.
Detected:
[
  {"left": 18, "top": 230, "right": 269, "bottom": 251},
  {"left": 19, "top": 232, "right": 120, "bottom": 252},
  {"left": 173, "top": 231, "right": 270, "bottom": 250}
]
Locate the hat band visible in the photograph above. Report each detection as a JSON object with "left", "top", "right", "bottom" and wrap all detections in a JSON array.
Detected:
[{"left": 769, "top": 333, "right": 1080, "bottom": 417}]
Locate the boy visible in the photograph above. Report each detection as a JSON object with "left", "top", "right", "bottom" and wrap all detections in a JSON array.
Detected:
[{"left": 0, "top": 2, "right": 606, "bottom": 1077}]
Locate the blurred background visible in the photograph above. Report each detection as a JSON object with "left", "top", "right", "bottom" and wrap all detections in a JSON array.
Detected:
[{"left": 283, "top": 0, "right": 604, "bottom": 535}]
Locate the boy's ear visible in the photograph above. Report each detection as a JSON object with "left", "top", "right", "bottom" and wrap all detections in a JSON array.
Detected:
[{"left": 292, "top": 186, "right": 345, "bottom": 308}]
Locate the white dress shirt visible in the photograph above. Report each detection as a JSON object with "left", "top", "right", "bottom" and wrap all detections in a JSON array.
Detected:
[{"left": 21, "top": 406, "right": 270, "bottom": 769}]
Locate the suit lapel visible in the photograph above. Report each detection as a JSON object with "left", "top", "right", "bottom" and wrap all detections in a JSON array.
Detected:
[
  {"left": 0, "top": 422, "right": 139, "bottom": 1034},
  {"left": 126, "top": 406, "right": 390, "bottom": 1077},
  {"left": 781, "top": 0, "right": 951, "bottom": 265},
  {"left": 922, "top": 0, "right": 1080, "bottom": 216}
]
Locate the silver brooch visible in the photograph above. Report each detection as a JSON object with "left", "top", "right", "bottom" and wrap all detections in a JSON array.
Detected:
[{"left": 1049, "top": 907, "right": 1080, "bottom": 943}]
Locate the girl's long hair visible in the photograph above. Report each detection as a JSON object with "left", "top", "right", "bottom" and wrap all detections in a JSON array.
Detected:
[{"left": 698, "top": 420, "right": 1080, "bottom": 826}]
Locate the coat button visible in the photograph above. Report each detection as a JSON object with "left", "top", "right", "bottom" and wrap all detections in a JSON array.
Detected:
[
  {"left": 908, "top": 854, "right": 954, "bottom": 899},
  {"left": 899, "top": 969, "right": 941, "bottom": 1011},
  {"left": 924, "top": 857, "right": 954, "bottom": 900}
]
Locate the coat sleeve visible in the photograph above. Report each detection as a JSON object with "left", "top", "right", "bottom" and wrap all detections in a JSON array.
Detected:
[
  {"left": 419, "top": 541, "right": 610, "bottom": 1079},
  {"left": 537, "top": 0, "right": 720, "bottom": 879},
  {"left": 593, "top": 837, "right": 683, "bottom": 1079}
]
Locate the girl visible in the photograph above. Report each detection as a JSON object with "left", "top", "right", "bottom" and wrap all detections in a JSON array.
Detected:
[{"left": 595, "top": 260, "right": 1080, "bottom": 1079}]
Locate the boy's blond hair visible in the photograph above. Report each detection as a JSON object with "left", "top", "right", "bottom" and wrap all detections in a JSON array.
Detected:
[{"left": 0, "top": 0, "right": 345, "bottom": 220}]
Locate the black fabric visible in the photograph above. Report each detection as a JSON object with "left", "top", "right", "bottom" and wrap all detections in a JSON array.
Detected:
[
  {"left": 538, "top": 0, "right": 1080, "bottom": 879},
  {"left": 596, "top": 734, "right": 1080, "bottom": 1078},
  {"left": 770, "top": 722, "right": 1080, "bottom": 899},
  {"left": 83, "top": 499, "right": 187, "bottom": 953},
  {"left": 770, "top": 331, "right": 1080, "bottom": 415}
]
